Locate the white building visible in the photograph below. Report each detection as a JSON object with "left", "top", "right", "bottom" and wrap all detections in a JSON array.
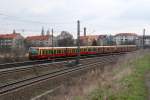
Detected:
[
  {"left": 145, "top": 36, "right": 150, "bottom": 46},
  {"left": 136, "top": 36, "right": 150, "bottom": 48},
  {"left": 114, "top": 33, "right": 138, "bottom": 45}
]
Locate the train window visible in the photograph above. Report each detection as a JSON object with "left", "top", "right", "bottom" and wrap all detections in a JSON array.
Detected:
[
  {"left": 61, "top": 49, "right": 63, "bottom": 53},
  {"left": 51, "top": 50, "right": 53, "bottom": 54},
  {"left": 90, "top": 48, "right": 92, "bottom": 51},
  {"left": 42, "top": 50, "right": 44, "bottom": 55},
  {"left": 49, "top": 50, "right": 52, "bottom": 54},
  {"left": 39, "top": 50, "right": 41, "bottom": 55},
  {"left": 60, "top": 49, "right": 61, "bottom": 53},
  {"left": 46, "top": 50, "right": 48, "bottom": 54},
  {"left": 53, "top": 50, "right": 56, "bottom": 54},
  {"left": 55, "top": 50, "right": 57, "bottom": 54},
  {"left": 45, "top": 50, "right": 47, "bottom": 54},
  {"left": 67, "top": 49, "right": 69, "bottom": 53},
  {"left": 85, "top": 48, "right": 87, "bottom": 51},
  {"left": 74, "top": 49, "right": 76, "bottom": 53},
  {"left": 58, "top": 49, "right": 60, "bottom": 54},
  {"left": 47, "top": 50, "right": 49, "bottom": 54},
  {"left": 56, "top": 49, "right": 59, "bottom": 54},
  {"left": 82, "top": 48, "right": 84, "bottom": 52},
  {"left": 59, "top": 49, "right": 61, "bottom": 53},
  {"left": 41, "top": 50, "right": 43, "bottom": 55},
  {"left": 70, "top": 49, "right": 72, "bottom": 53}
]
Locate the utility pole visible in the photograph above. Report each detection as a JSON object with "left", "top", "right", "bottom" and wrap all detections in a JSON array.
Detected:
[
  {"left": 51, "top": 28, "right": 54, "bottom": 59},
  {"left": 52, "top": 28, "right": 54, "bottom": 47},
  {"left": 84, "top": 27, "right": 86, "bottom": 36},
  {"left": 143, "top": 28, "right": 145, "bottom": 49},
  {"left": 76, "top": 20, "right": 80, "bottom": 64}
]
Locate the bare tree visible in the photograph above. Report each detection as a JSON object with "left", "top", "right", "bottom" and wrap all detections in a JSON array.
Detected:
[
  {"left": 92, "top": 39, "right": 97, "bottom": 46},
  {"left": 57, "top": 31, "right": 74, "bottom": 47}
]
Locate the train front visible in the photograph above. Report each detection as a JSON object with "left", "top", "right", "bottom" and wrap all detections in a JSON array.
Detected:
[{"left": 28, "top": 47, "right": 39, "bottom": 60}]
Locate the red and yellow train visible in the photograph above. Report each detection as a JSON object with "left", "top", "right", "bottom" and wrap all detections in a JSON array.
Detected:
[{"left": 29, "top": 45, "right": 137, "bottom": 60}]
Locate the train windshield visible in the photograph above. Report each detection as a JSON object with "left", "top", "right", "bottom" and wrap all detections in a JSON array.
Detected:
[{"left": 29, "top": 47, "right": 38, "bottom": 55}]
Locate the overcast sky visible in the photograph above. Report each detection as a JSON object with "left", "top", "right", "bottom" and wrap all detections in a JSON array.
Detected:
[{"left": 0, "top": 0, "right": 150, "bottom": 37}]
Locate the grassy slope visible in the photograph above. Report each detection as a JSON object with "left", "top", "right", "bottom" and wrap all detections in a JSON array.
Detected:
[{"left": 89, "top": 54, "right": 150, "bottom": 100}]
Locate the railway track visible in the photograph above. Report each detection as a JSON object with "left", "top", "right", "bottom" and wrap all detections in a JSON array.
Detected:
[
  {"left": 0, "top": 54, "right": 121, "bottom": 97},
  {"left": 0, "top": 52, "right": 126, "bottom": 70},
  {"left": 0, "top": 55, "right": 119, "bottom": 87}
]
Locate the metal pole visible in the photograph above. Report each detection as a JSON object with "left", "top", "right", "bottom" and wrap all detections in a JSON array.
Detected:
[
  {"left": 52, "top": 28, "right": 54, "bottom": 59},
  {"left": 76, "top": 20, "right": 80, "bottom": 64},
  {"left": 143, "top": 28, "right": 145, "bottom": 49},
  {"left": 52, "top": 28, "right": 54, "bottom": 47},
  {"left": 84, "top": 27, "right": 86, "bottom": 37}
]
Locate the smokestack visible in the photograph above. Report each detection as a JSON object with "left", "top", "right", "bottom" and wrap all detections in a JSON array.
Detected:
[{"left": 84, "top": 27, "right": 86, "bottom": 36}]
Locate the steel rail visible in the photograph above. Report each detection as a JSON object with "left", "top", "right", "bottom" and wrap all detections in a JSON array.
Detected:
[
  {"left": 0, "top": 52, "right": 126, "bottom": 69},
  {"left": 0, "top": 56, "right": 115, "bottom": 95}
]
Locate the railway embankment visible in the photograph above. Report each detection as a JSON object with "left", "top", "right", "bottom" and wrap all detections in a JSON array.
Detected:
[
  {"left": 0, "top": 54, "right": 120, "bottom": 100},
  {"left": 0, "top": 53, "right": 28, "bottom": 64},
  {"left": 41, "top": 49, "right": 150, "bottom": 100},
  {"left": 87, "top": 50, "right": 150, "bottom": 100}
]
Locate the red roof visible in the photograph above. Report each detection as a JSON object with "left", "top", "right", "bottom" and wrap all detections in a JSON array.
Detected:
[
  {"left": 0, "top": 33, "right": 20, "bottom": 39},
  {"left": 26, "top": 35, "right": 50, "bottom": 41},
  {"left": 115, "top": 33, "right": 137, "bottom": 36}
]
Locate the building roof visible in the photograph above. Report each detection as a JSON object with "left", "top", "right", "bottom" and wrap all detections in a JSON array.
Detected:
[
  {"left": 115, "top": 33, "right": 137, "bottom": 37},
  {"left": 26, "top": 35, "right": 50, "bottom": 41},
  {"left": 98, "top": 35, "right": 107, "bottom": 39},
  {"left": 80, "top": 35, "right": 99, "bottom": 40},
  {"left": 0, "top": 33, "right": 20, "bottom": 39}
]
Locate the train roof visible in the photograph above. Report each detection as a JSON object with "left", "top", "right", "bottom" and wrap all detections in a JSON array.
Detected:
[{"left": 29, "top": 45, "right": 136, "bottom": 50}]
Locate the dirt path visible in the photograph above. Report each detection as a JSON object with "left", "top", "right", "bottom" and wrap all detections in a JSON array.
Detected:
[{"left": 145, "top": 72, "right": 150, "bottom": 100}]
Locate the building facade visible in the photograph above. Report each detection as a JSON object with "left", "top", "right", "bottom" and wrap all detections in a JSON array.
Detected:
[
  {"left": 26, "top": 35, "right": 57, "bottom": 47},
  {"left": 114, "top": 33, "right": 138, "bottom": 45},
  {"left": 0, "top": 33, "right": 24, "bottom": 49},
  {"left": 136, "top": 35, "right": 150, "bottom": 48},
  {"left": 80, "top": 35, "right": 99, "bottom": 46}
]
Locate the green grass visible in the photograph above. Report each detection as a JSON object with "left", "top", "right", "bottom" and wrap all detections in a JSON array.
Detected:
[{"left": 88, "top": 54, "right": 150, "bottom": 100}]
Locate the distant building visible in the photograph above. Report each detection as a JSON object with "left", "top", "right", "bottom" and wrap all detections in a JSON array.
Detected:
[
  {"left": 136, "top": 35, "right": 150, "bottom": 48},
  {"left": 26, "top": 35, "right": 57, "bottom": 47},
  {"left": 0, "top": 33, "right": 24, "bottom": 49},
  {"left": 145, "top": 36, "right": 150, "bottom": 47},
  {"left": 97, "top": 35, "right": 107, "bottom": 46},
  {"left": 114, "top": 33, "right": 138, "bottom": 45},
  {"left": 80, "top": 35, "right": 99, "bottom": 46}
]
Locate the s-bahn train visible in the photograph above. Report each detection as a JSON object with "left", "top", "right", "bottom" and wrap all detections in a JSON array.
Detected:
[{"left": 28, "top": 45, "right": 137, "bottom": 60}]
